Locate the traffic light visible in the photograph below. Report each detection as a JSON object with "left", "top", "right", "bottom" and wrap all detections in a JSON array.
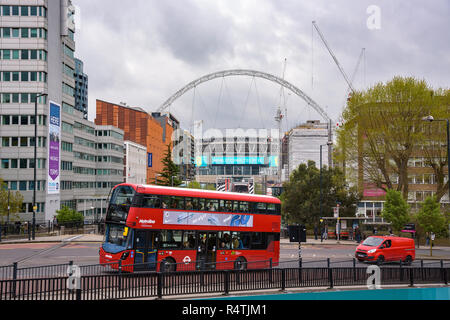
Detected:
[{"left": 288, "top": 225, "right": 307, "bottom": 243}]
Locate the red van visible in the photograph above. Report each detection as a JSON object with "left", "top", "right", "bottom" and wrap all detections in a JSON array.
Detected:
[{"left": 355, "top": 236, "right": 415, "bottom": 265}]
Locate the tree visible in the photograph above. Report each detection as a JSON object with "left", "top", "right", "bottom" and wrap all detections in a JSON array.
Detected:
[
  {"left": 336, "top": 77, "right": 448, "bottom": 200},
  {"left": 0, "top": 178, "right": 24, "bottom": 222},
  {"left": 381, "top": 189, "right": 410, "bottom": 232},
  {"left": 281, "top": 160, "right": 360, "bottom": 226},
  {"left": 415, "top": 196, "right": 447, "bottom": 256},
  {"left": 55, "top": 206, "right": 84, "bottom": 226},
  {"left": 157, "top": 143, "right": 182, "bottom": 187}
]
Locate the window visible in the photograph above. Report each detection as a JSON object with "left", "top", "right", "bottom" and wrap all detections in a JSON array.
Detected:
[
  {"left": 21, "top": 28, "right": 29, "bottom": 38},
  {"left": 2, "top": 137, "right": 9, "bottom": 147},
  {"left": 20, "top": 116, "right": 28, "bottom": 125},
  {"left": 267, "top": 203, "right": 277, "bottom": 215},
  {"left": 30, "top": 72, "right": 37, "bottom": 82},
  {"left": 160, "top": 230, "right": 182, "bottom": 249},
  {"left": 1, "top": 159, "right": 9, "bottom": 169},
  {"left": 230, "top": 231, "right": 250, "bottom": 249},
  {"left": 106, "top": 224, "right": 130, "bottom": 247},
  {"left": 3, "top": 72, "right": 11, "bottom": 81},
  {"left": 218, "top": 231, "right": 232, "bottom": 249},
  {"left": 182, "top": 231, "right": 196, "bottom": 249},
  {"left": 2, "top": 6, "right": 11, "bottom": 16},
  {"left": 20, "top": 137, "right": 28, "bottom": 147},
  {"left": 255, "top": 202, "right": 266, "bottom": 214},
  {"left": 251, "top": 232, "right": 267, "bottom": 249},
  {"left": 20, "top": 159, "right": 27, "bottom": 169},
  {"left": 21, "top": 6, "right": 28, "bottom": 16},
  {"left": 19, "top": 181, "right": 27, "bottom": 191},
  {"left": 205, "top": 199, "right": 219, "bottom": 211},
  {"left": 2, "top": 50, "right": 10, "bottom": 59},
  {"left": 240, "top": 201, "right": 249, "bottom": 212},
  {"left": 3, "top": 28, "right": 11, "bottom": 38}
]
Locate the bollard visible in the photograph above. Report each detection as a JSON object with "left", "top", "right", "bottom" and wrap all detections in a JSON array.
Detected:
[{"left": 0, "top": 224, "right": 2, "bottom": 242}]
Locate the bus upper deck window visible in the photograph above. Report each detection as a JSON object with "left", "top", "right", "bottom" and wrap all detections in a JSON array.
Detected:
[{"left": 111, "top": 186, "right": 135, "bottom": 206}]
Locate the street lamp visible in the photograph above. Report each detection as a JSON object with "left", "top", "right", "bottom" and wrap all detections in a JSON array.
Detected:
[
  {"left": 319, "top": 142, "right": 333, "bottom": 220},
  {"left": 422, "top": 115, "right": 450, "bottom": 202},
  {"left": 32, "top": 93, "right": 48, "bottom": 240}
]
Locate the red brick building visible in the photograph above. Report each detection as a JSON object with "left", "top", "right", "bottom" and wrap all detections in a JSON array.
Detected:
[{"left": 95, "top": 100, "right": 179, "bottom": 184}]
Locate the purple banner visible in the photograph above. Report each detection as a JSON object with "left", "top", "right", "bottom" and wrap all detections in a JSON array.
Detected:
[{"left": 48, "top": 101, "right": 61, "bottom": 194}]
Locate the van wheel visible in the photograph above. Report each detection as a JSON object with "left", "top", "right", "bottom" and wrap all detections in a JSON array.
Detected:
[
  {"left": 376, "top": 256, "right": 385, "bottom": 266},
  {"left": 404, "top": 256, "right": 412, "bottom": 266}
]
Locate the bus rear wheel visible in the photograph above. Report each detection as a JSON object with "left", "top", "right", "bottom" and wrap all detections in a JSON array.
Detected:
[
  {"left": 234, "top": 257, "right": 247, "bottom": 270},
  {"left": 160, "top": 258, "right": 177, "bottom": 272}
]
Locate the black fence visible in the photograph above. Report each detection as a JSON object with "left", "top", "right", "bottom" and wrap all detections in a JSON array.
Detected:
[
  {"left": 0, "top": 220, "right": 104, "bottom": 241},
  {"left": 0, "top": 261, "right": 448, "bottom": 300}
]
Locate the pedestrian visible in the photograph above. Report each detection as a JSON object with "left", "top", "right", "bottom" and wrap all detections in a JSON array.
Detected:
[
  {"left": 314, "top": 225, "right": 318, "bottom": 240},
  {"left": 425, "top": 232, "right": 430, "bottom": 246}
]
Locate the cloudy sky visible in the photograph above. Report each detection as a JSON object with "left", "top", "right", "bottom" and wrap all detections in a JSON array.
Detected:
[{"left": 73, "top": 0, "right": 449, "bottom": 132}]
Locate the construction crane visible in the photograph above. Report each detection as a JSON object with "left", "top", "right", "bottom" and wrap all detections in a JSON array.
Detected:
[{"left": 312, "top": 21, "right": 356, "bottom": 94}]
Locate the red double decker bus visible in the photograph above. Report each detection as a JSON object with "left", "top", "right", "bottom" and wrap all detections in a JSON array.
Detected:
[{"left": 99, "top": 183, "right": 281, "bottom": 272}]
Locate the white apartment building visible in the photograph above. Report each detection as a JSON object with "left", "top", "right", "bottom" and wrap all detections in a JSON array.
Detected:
[{"left": 124, "top": 140, "right": 147, "bottom": 185}]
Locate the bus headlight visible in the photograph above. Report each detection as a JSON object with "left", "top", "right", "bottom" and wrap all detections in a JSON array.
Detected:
[{"left": 121, "top": 251, "right": 130, "bottom": 260}]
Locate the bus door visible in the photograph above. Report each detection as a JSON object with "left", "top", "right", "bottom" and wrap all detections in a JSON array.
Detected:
[
  {"left": 196, "top": 231, "right": 218, "bottom": 270},
  {"left": 134, "top": 230, "right": 158, "bottom": 271}
]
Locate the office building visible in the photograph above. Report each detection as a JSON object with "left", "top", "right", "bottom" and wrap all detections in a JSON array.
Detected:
[
  {"left": 0, "top": 1, "right": 124, "bottom": 222},
  {"left": 74, "top": 58, "right": 88, "bottom": 119},
  {"left": 95, "top": 100, "right": 179, "bottom": 184}
]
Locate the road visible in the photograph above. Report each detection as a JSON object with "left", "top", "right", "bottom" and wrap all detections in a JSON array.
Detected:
[{"left": 1, "top": 237, "right": 448, "bottom": 269}]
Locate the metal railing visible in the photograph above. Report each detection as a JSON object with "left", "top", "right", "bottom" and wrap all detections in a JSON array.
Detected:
[
  {"left": 1, "top": 257, "right": 449, "bottom": 280},
  {"left": 0, "top": 257, "right": 449, "bottom": 300},
  {"left": 0, "top": 265, "right": 448, "bottom": 301}
]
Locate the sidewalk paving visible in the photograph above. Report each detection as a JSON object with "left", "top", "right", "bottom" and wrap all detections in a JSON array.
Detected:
[{"left": 0, "top": 233, "right": 104, "bottom": 244}]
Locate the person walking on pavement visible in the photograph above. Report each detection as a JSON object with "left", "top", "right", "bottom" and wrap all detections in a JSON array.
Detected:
[{"left": 314, "top": 225, "right": 318, "bottom": 240}]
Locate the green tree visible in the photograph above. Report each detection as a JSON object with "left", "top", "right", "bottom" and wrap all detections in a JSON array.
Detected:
[
  {"left": 157, "top": 143, "right": 182, "bottom": 187},
  {"left": 381, "top": 189, "right": 410, "bottom": 232},
  {"left": 281, "top": 160, "right": 360, "bottom": 226},
  {"left": 415, "top": 196, "right": 446, "bottom": 256},
  {"left": 0, "top": 178, "right": 24, "bottom": 222},
  {"left": 186, "top": 181, "right": 201, "bottom": 189},
  {"left": 55, "top": 206, "right": 84, "bottom": 226},
  {"left": 336, "top": 77, "right": 449, "bottom": 200}
]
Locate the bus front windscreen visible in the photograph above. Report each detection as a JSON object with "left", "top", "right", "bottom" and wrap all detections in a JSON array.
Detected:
[
  {"left": 104, "top": 224, "right": 133, "bottom": 253},
  {"left": 106, "top": 186, "right": 135, "bottom": 223}
]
